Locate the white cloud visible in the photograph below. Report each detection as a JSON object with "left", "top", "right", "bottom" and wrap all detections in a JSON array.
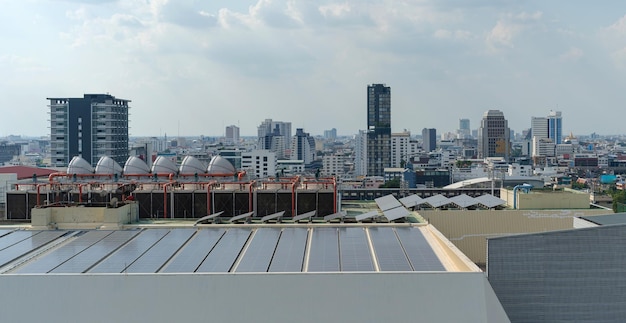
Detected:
[{"left": 559, "top": 47, "right": 583, "bottom": 62}]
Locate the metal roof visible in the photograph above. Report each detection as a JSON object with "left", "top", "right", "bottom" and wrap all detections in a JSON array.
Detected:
[
  {"left": 579, "top": 213, "right": 626, "bottom": 226},
  {"left": 0, "top": 226, "right": 453, "bottom": 274}
]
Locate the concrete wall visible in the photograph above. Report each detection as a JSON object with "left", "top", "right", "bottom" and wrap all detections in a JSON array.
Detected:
[
  {"left": 419, "top": 209, "right": 609, "bottom": 265},
  {"left": 31, "top": 203, "right": 138, "bottom": 230},
  {"left": 500, "top": 188, "right": 590, "bottom": 209},
  {"left": 0, "top": 272, "right": 509, "bottom": 323}
]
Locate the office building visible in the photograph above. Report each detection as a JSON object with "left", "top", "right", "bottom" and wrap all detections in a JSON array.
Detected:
[
  {"left": 242, "top": 150, "right": 276, "bottom": 179},
  {"left": 257, "top": 119, "right": 291, "bottom": 159},
  {"left": 458, "top": 118, "right": 471, "bottom": 138},
  {"left": 323, "top": 128, "right": 337, "bottom": 141},
  {"left": 548, "top": 110, "right": 562, "bottom": 144},
  {"left": 478, "top": 110, "right": 510, "bottom": 161},
  {"left": 422, "top": 128, "right": 436, "bottom": 153},
  {"left": 225, "top": 125, "right": 240, "bottom": 144},
  {"left": 48, "top": 94, "right": 130, "bottom": 167},
  {"left": 366, "top": 84, "right": 391, "bottom": 176},
  {"left": 291, "top": 128, "right": 315, "bottom": 166},
  {"left": 391, "top": 131, "right": 411, "bottom": 168}
]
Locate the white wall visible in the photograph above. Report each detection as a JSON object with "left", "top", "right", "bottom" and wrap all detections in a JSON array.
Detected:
[{"left": 0, "top": 272, "right": 509, "bottom": 323}]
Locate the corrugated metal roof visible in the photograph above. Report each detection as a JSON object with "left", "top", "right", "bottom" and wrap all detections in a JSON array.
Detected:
[{"left": 0, "top": 166, "right": 58, "bottom": 180}]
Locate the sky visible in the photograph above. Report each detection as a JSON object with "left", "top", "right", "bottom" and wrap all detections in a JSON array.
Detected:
[{"left": 1, "top": 0, "right": 626, "bottom": 138}]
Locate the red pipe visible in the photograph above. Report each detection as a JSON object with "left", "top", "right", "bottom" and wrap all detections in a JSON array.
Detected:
[
  {"left": 36, "top": 183, "right": 47, "bottom": 207},
  {"left": 291, "top": 176, "right": 300, "bottom": 217},
  {"left": 162, "top": 180, "right": 176, "bottom": 219},
  {"left": 333, "top": 177, "right": 337, "bottom": 213},
  {"left": 249, "top": 180, "right": 256, "bottom": 212},
  {"left": 49, "top": 172, "right": 67, "bottom": 183}
]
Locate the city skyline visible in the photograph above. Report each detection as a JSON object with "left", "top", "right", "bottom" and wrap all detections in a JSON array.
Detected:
[{"left": 2, "top": 1, "right": 626, "bottom": 137}]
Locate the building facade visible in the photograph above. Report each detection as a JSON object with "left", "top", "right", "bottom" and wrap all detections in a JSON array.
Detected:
[
  {"left": 366, "top": 84, "right": 391, "bottom": 177},
  {"left": 241, "top": 150, "right": 276, "bottom": 179},
  {"left": 225, "top": 125, "right": 240, "bottom": 144},
  {"left": 291, "top": 128, "right": 315, "bottom": 166},
  {"left": 391, "top": 131, "right": 411, "bottom": 168},
  {"left": 257, "top": 119, "right": 291, "bottom": 159},
  {"left": 548, "top": 110, "right": 562, "bottom": 144},
  {"left": 422, "top": 128, "right": 437, "bottom": 153},
  {"left": 354, "top": 130, "right": 368, "bottom": 177},
  {"left": 48, "top": 94, "right": 130, "bottom": 167},
  {"left": 478, "top": 110, "right": 510, "bottom": 161}
]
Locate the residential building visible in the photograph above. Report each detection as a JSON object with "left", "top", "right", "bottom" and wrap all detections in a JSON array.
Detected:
[
  {"left": 322, "top": 154, "right": 345, "bottom": 176},
  {"left": 458, "top": 118, "right": 471, "bottom": 139},
  {"left": 323, "top": 128, "right": 337, "bottom": 141},
  {"left": 366, "top": 84, "right": 391, "bottom": 177},
  {"left": 391, "top": 131, "right": 411, "bottom": 168},
  {"left": 478, "top": 110, "right": 510, "bottom": 161},
  {"left": 48, "top": 94, "right": 130, "bottom": 167},
  {"left": 354, "top": 130, "right": 368, "bottom": 177}
]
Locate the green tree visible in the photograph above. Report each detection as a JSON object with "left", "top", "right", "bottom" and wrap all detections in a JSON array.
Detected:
[
  {"left": 612, "top": 190, "right": 626, "bottom": 213},
  {"left": 380, "top": 178, "right": 401, "bottom": 188}
]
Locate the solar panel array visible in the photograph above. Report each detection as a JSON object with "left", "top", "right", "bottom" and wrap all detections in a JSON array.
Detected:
[
  {"left": 400, "top": 193, "right": 505, "bottom": 209},
  {"left": 0, "top": 226, "right": 447, "bottom": 274}
]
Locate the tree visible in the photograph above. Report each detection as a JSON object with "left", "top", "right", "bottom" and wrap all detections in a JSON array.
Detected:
[
  {"left": 380, "top": 178, "right": 401, "bottom": 188},
  {"left": 612, "top": 189, "right": 626, "bottom": 213}
]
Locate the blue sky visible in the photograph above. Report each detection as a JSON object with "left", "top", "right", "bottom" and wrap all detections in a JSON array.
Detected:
[{"left": 1, "top": 0, "right": 625, "bottom": 137}]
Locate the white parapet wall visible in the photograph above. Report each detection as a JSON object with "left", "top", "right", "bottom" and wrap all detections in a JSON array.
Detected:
[
  {"left": 31, "top": 202, "right": 139, "bottom": 230},
  {"left": 0, "top": 272, "right": 510, "bottom": 323}
]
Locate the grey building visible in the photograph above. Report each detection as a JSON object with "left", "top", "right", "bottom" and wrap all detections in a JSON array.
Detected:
[
  {"left": 367, "top": 84, "right": 391, "bottom": 176},
  {"left": 478, "top": 110, "right": 510, "bottom": 161},
  {"left": 48, "top": 94, "right": 130, "bottom": 167},
  {"left": 422, "top": 128, "right": 436, "bottom": 152}
]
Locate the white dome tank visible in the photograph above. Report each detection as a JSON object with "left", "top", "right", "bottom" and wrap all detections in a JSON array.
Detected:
[
  {"left": 151, "top": 155, "right": 178, "bottom": 174},
  {"left": 95, "top": 156, "right": 123, "bottom": 176},
  {"left": 207, "top": 156, "right": 236, "bottom": 175},
  {"left": 179, "top": 156, "right": 207, "bottom": 175},
  {"left": 123, "top": 156, "right": 150, "bottom": 175},
  {"left": 67, "top": 156, "right": 94, "bottom": 175}
]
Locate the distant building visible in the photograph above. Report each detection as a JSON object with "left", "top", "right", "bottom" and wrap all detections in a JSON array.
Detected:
[
  {"left": 323, "top": 128, "right": 337, "bottom": 141},
  {"left": 391, "top": 131, "right": 411, "bottom": 168},
  {"left": 548, "top": 110, "right": 563, "bottom": 144},
  {"left": 0, "top": 143, "right": 20, "bottom": 164},
  {"left": 478, "top": 110, "right": 510, "bottom": 161},
  {"left": 422, "top": 128, "right": 437, "bottom": 153},
  {"left": 458, "top": 118, "right": 471, "bottom": 139},
  {"left": 366, "top": 84, "right": 391, "bottom": 176},
  {"left": 241, "top": 150, "right": 276, "bottom": 179},
  {"left": 291, "top": 128, "right": 316, "bottom": 166},
  {"left": 257, "top": 119, "right": 291, "bottom": 159},
  {"left": 354, "top": 130, "right": 368, "bottom": 177},
  {"left": 322, "top": 154, "right": 345, "bottom": 176},
  {"left": 225, "top": 125, "right": 240, "bottom": 144},
  {"left": 48, "top": 94, "right": 130, "bottom": 167}
]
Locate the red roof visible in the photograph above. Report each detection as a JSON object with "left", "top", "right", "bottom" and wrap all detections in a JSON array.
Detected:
[{"left": 0, "top": 166, "right": 59, "bottom": 180}]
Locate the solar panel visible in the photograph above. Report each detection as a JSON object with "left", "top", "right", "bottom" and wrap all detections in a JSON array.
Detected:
[
  {"left": 228, "top": 211, "right": 255, "bottom": 223},
  {"left": 124, "top": 229, "right": 196, "bottom": 273},
  {"left": 0, "top": 231, "right": 40, "bottom": 251},
  {"left": 368, "top": 227, "right": 412, "bottom": 271},
  {"left": 307, "top": 227, "right": 339, "bottom": 272},
  {"left": 375, "top": 194, "right": 402, "bottom": 211},
  {"left": 355, "top": 210, "right": 379, "bottom": 222},
  {"left": 293, "top": 210, "right": 316, "bottom": 222},
  {"left": 51, "top": 230, "right": 142, "bottom": 273},
  {"left": 324, "top": 211, "right": 345, "bottom": 222},
  {"left": 261, "top": 211, "right": 285, "bottom": 223},
  {"left": 194, "top": 211, "right": 224, "bottom": 225},
  {"left": 0, "top": 230, "right": 14, "bottom": 238},
  {"left": 235, "top": 228, "right": 281, "bottom": 272},
  {"left": 15, "top": 231, "right": 113, "bottom": 274},
  {"left": 0, "top": 231, "right": 67, "bottom": 268},
  {"left": 268, "top": 228, "right": 308, "bottom": 272},
  {"left": 196, "top": 228, "right": 251, "bottom": 272},
  {"left": 449, "top": 194, "right": 478, "bottom": 208},
  {"left": 399, "top": 194, "right": 424, "bottom": 208},
  {"left": 475, "top": 194, "right": 506, "bottom": 208},
  {"left": 395, "top": 227, "right": 445, "bottom": 271},
  {"left": 88, "top": 229, "right": 170, "bottom": 273},
  {"left": 423, "top": 194, "right": 451, "bottom": 208},
  {"left": 339, "top": 227, "right": 374, "bottom": 271},
  {"left": 382, "top": 206, "right": 410, "bottom": 221},
  {"left": 160, "top": 228, "right": 226, "bottom": 273}
]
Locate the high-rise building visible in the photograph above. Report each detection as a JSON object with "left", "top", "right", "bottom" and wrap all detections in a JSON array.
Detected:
[
  {"left": 548, "top": 110, "right": 562, "bottom": 144},
  {"left": 354, "top": 130, "right": 368, "bottom": 177},
  {"left": 323, "top": 128, "right": 337, "bottom": 141},
  {"left": 422, "top": 128, "right": 437, "bottom": 153},
  {"left": 225, "top": 125, "right": 240, "bottom": 144},
  {"left": 48, "top": 94, "right": 130, "bottom": 167},
  {"left": 291, "top": 128, "right": 315, "bottom": 165},
  {"left": 366, "top": 84, "right": 391, "bottom": 176},
  {"left": 458, "top": 119, "right": 470, "bottom": 139},
  {"left": 241, "top": 150, "right": 276, "bottom": 179},
  {"left": 391, "top": 131, "right": 411, "bottom": 168},
  {"left": 257, "top": 119, "right": 291, "bottom": 159},
  {"left": 477, "top": 110, "right": 510, "bottom": 161}
]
